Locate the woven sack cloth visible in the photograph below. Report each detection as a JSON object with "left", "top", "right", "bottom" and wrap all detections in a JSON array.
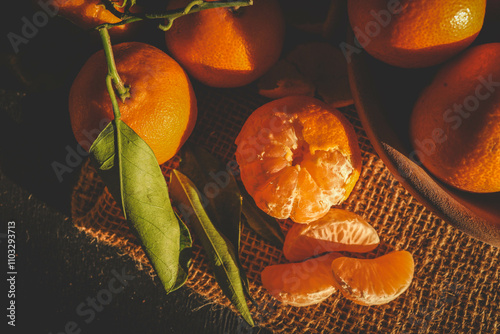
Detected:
[{"left": 71, "top": 86, "right": 499, "bottom": 333}]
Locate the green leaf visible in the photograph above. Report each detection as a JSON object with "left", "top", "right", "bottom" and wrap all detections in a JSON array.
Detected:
[
  {"left": 238, "top": 181, "right": 285, "bottom": 248},
  {"left": 178, "top": 144, "right": 242, "bottom": 251},
  {"left": 177, "top": 145, "right": 256, "bottom": 304},
  {"left": 171, "top": 213, "right": 193, "bottom": 292},
  {"left": 170, "top": 170, "right": 254, "bottom": 327},
  {"left": 89, "top": 119, "right": 191, "bottom": 293}
]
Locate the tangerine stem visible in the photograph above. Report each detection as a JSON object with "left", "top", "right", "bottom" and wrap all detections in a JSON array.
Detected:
[
  {"left": 105, "top": 68, "right": 122, "bottom": 121},
  {"left": 99, "top": 27, "right": 130, "bottom": 104},
  {"left": 94, "top": 0, "right": 253, "bottom": 31},
  {"left": 102, "top": 0, "right": 136, "bottom": 17},
  {"left": 100, "top": 28, "right": 126, "bottom": 216}
]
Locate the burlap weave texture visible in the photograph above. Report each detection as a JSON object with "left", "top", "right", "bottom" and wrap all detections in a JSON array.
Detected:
[{"left": 71, "top": 85, "right": 499, "bottom": 333}]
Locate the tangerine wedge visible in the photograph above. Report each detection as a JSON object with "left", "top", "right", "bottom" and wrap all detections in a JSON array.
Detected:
[
  {"left": 261, "top": 253, "right": 341, "bottom": 307},
  {"left": 235, "top": 96, "right": 362, "bottom": 224},
  {"left": 331, "top": 251, "right": 414, "bottom": 306},
  {"left": 283, "top": 208, "right": 380, "bottom": 262}
]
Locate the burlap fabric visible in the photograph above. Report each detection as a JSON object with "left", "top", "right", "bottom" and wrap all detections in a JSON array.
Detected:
[{"left": 71, "top": 85, "right": 499, "bottom": 333}]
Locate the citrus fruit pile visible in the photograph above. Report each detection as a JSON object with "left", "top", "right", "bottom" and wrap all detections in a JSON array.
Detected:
[
  {"left": 347, "top": 0, "right": 499, "bottom": 194},
  {"left": 68, "top": 0, "right": 286, "bottom": 164},
  {"left": 63, "top": 0, "right": 430, "bottom": 315}
]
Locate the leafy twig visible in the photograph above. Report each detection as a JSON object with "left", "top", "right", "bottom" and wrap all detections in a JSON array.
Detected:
[
  {"left": 92, "top": 27, "right": 191, "bottom": 294},
  {"left": 98, "top": 28, "right": 130, "bottom": 103},
  {"left": 99, "top": 27, "right": 127, "bottom": 214},
  {"left": 95, "top": 0, "right": 253, "bottom": 31}
]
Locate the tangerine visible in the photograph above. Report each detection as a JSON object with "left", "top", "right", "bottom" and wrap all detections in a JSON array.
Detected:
[
  {"left": 261, "top": 252, "right": 341, "bottom": 307},
  {"left": 283, "top": 208, "right": 379, "bottom": 262},
  {"left": 347, "top": 0, "right": 486, "bottom": 68},
  {"left": 54, "top": 0, "right": 139, "bottom": 37},
  {"left": 410, "top": 43, "right": 500, "bottom": 193},
  {"left": 235, "top": 96, "right": 362, "bottom": 224},
  {"left": 164, "top": 0, "right": 285, "bottom": 88},
  {"left": 69, "top": 42, "right": 197, "bottom": 165},
  {"left": 331, "top": 251, "right": 414, "bottom": 306}
]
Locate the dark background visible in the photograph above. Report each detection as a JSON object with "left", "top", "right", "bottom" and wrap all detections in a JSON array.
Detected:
[{"left": 0, "top": 1, "right": 281, "bottom": 333}]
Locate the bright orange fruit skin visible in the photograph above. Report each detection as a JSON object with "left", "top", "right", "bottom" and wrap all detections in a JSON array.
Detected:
[
  {"left": 69, "top": 42, "right": 197, "bottom": 165},
  {"left": 235, "top": 96, "right": 362, "bottom": 224},
  {"left": 348, "top": 0, "right": 486, "bottom": 68},
  {"left": 284, "top": 208, "right": 380, "bottom": 262},
  {"left": 54, "top": 0, "right": 138, "bottom": 36},
  {"left": 331, "top": 251, "right": 414, "bottom": 306},
  {"left": 410, "top": 43, "right": 500, "bottom": 193},
  {"left": 261, "top": 253, "right": 342, "bottom": 307},
  {"left": 164, "top": 0, "right": 285, "bottom": 88}
]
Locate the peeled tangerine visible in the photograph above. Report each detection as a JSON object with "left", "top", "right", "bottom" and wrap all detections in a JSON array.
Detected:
[
  {"left": 261, "top": 253, "right": 342, "bottom": 307},
  {"left": 331, "top": 251, "right": 414, "bottom": 306},
  {"left": 235, "top": 96, "right": 362, "bottom": 224},
  {"left": 283, "top": 208, "right": 380, "bottom": 262}
]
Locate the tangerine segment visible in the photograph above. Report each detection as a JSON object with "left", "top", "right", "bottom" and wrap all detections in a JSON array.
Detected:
[
  {"left": 251, "top": 166, "right": 299, "bottom": 220},
  {"left": 235, "top": 96, "right": 362, "bottom": 224},
  {"left": 261, "top": 253, "right": 342, "bottom": 307},
  {"left": 283, "top": 208, "right": 380, "bottom": 262},
  {"left": 331, "top": 251, "right": 414, "bottom": 306}
]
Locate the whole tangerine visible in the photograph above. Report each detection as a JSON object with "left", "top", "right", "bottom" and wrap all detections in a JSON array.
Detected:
[
  {"left": 347, "top": 0, "right": 486, "bottom": 68},
  {"left": 164, "top": 0, "right": 285, "bottom": 88},
  {"left": 235, "top": 96, "right": 362, "bottom": 224},
  {"left": 53, "top": 0, "right": 139, "bottom": 37},
  {"left": 69, "top": 42, "right": 198, "bottom": 165},
  {"left": 410, "top": 43, "right": 500, "bottom": 193}
]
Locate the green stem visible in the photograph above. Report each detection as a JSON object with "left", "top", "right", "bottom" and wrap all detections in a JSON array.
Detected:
[
  {"left": 101, "top": 0, "right": 137, "bottom": 18},
  {"left": 99, "top": 28, "right": 130, "bottom": 103},
  {"left": 106, "top": 75, "right": 126, "bottom": 217},
  {"left": 101, "top": 28, "right": 127, "bottom": 218},
  {"left": 95, "top": 0, "right": 253, "bottom": 31},
  {"left": 105, "top": 69, "right": 122, "bottom": 121}
]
